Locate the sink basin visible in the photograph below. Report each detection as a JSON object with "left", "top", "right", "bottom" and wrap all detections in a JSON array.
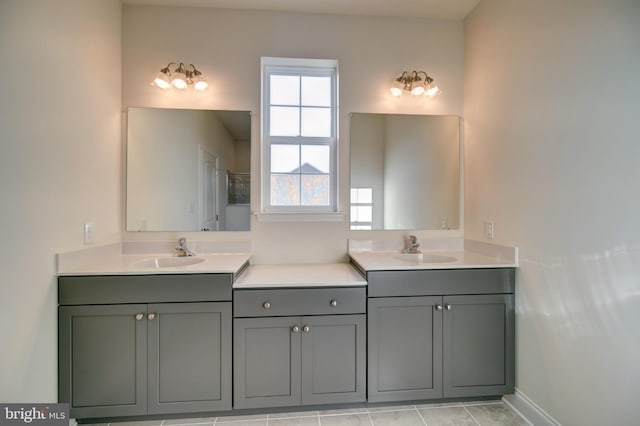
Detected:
[
  {"left": 394, "top": 253, "right": 457, "bottom": 264},
  {"left": 135, "top": 257, "right": 205, "bottom": 268}
]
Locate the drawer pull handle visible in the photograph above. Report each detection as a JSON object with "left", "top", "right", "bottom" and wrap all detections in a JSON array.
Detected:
[
  {"left": 263, "top": 302, "right": 271, "bottom": 309},
  {"left": 330, "top": 299, "right": 337, "bottom": 307},
  {"left": 445, "top": 304, "right": 452, "bottom": 311},
  {"left": 435, "top": 305, "right": 443, "bottom": 311},
  {"left": 148, "top": 313, "right": 156, "bottom": 320},
  {"left": 135, "top": 313, "right": 144, "bottom": 321},
  {"left": 302, "top": 325, "right": 310, "bottom": 333},
  {"left": 291, "top": 325, "right": 300, "bottom": 333}
]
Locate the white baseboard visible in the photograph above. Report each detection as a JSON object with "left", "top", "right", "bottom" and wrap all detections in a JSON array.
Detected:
[{"left": 503, "top": 389, "right": 561, "bottom": 426}]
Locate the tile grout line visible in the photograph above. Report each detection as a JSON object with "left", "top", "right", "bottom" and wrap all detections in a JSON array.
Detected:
[
  {"left": 463, "top": 405, "right": 482, "bottom": 426},
  {"left": 413, "top": 405, "right": 429, "bottom": 426}
]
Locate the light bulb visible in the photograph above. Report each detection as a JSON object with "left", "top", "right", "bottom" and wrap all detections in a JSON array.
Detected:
[
  {"left": 171, "top": 75, "right": 188, "bottom": 89},
  {"left": 152, "top": 71, "right": 171, "bottom": 89},
  {"left": 424, "top": 82, "right": 441, "bottom": 97},
  {"left": 193, "top": 75, "right": 208, "bottom": 91},
  {"left": 390, "top": 80, "right": 403, "bottom": 96},
  {"left": 411, "top": 84, "right": 425, "bottom": 96}
]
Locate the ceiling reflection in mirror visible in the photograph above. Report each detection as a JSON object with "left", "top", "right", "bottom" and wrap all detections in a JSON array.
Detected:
[
  {"left": 350, "top": 113, "right": 460, "bottom": 230},
  {"left": 126, "top": 107, "right": 251, "bottom": 232}
]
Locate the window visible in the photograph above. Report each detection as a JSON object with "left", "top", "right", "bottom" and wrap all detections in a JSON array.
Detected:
[
  {"left": 262, "top": 58, "right": 338, "bottom": 214},
  {"left": 350, "top": 188, "right": 373, "bottom": 230}
]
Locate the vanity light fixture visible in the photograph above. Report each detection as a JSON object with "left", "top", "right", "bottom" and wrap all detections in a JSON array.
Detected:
[
  {"left": 152, "top": 62, "right": 208, "bottom": 91},
  {"left": 390, "top": 70, "right": 440, "bottom": 97}
]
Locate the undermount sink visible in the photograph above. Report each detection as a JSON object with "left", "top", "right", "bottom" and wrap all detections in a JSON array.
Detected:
[
  {"left": 394, "top": 253, "right": 457, "bottom": 264},
  {"left": 135, "top": 257, "right": 205, "bottom": 268}
]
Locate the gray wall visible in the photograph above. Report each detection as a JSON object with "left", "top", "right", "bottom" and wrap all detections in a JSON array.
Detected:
[
  {"left": 0, "top": 0, "right": 122, "bottom": 402},
  {"left": 464, "top": 0, "right": 640, "bottom": 424}
]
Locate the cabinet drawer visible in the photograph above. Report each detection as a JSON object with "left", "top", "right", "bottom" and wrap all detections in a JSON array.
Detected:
[
  {"left": 59, "top": 274, "right": 233, "bottom": 305},
  {"left": 367, "top": 268, "right": 515, "bottom": 297},
  {"left": 234, "top": 288, "right": 366, "bottom": 317}
]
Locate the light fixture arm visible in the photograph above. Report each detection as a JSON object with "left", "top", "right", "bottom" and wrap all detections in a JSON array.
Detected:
[
  {"left": 152, "top": 61, "right": 208, "bottom": 91},
  {"left": 390, "top": 69, "right": 439, "bottom": 97}
]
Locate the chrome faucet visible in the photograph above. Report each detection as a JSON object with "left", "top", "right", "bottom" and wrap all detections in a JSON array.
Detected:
[
  {"left": 403, "top": 235, "right": 421, "bottom": 254},
  {"left": 176, "top": 237, "right": 195, "bottom": 257}
]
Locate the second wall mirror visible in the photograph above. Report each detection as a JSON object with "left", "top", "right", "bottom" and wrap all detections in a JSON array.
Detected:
[{"left": 350, "top": 113, "right": 461, "bottom": 231}]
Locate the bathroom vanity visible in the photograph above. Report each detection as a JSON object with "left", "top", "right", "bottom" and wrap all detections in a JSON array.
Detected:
[
  {"left": 57, "top": 239, "right": 516, "bottom": 422},
  {"left": 58, "top": 273, "right": 241, "bottom": 419},
  {"left": 350, "top": 240, "right": 517, "bottom": 403},
  {"left": 232, "top": 264, "right": 367, "bottom": 409}
]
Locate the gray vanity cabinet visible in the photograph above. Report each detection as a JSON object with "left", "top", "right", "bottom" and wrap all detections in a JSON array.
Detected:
[
  {"left": 367, "top": 296, "right": 443, "bottom": 402},
  {"left": 58, "top": 274, "right": 234, "bottom": 420},
  {"left": 147, "top": 302, "right": 231, "bottom": 414},
  {"left": 442, "top": 294, "right": 514, "bottom": 398},
  {"left": 58, "top": 304, "right": 148, "bottom": 418},
  {"left": 233, "top": 288, "right": 367, "bottom": 409},
  {"left": 233, "top": 316, "right": 302, "bottom": 409},
  {"left": 366, "top": 268, "right": 515, "bottom": 403}
]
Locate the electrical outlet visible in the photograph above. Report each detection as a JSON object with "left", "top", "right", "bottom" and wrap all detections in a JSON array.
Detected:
[
  {"left": 484, "top": 221, "right": 494, "bottom": 240},
  {"left": 83, "top": 223, "right": 94, "bottom": 245}
]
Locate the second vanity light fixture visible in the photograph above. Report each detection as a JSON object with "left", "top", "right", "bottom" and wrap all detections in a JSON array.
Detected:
[
  {"left": 152, "top": 62, "right": 208, "bottom": 91},
  {"left": 390, "top": 70, "right": 440, "bottom": 97}
]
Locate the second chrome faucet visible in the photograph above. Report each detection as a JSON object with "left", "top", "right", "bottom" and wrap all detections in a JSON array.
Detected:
[{"left": 176, "top": 237, "right": 196, "bottom": 257}]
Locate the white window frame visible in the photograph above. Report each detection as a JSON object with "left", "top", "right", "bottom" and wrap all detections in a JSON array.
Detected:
[
  {"left": 350, "top": 187, "right": 373, "bottom": 230},
  {"left": 260, "top": 57, "right": 339, "bottom": 216}
]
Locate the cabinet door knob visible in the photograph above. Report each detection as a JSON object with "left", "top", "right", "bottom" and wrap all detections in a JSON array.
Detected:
[
  {"left": 135, "top": 313, "right": 144, "bottom": 321},
  {"left": 445, "top": 304, "right": 452, "bottom": 311},
  {"left": 291, "top": 325, "right": 300, "bottom": 333},
  {"left": 148, "top": 313, "right": 156, "bottom": 320},
  {"left": 263, "top": 302, "right": 271, "bottom": 309},
  {"left": 435, "top": 305, "right": 443, "bottom": 311},
  {"left": 302, "top": 325, "right": 310, "bottom": 333},
  {"left": 330, "top": 299, "right": 337, "bottom": 307}
]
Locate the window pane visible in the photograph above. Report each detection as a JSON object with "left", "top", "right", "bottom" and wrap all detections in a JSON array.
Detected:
[
  {"left": 271, "top": 174, "right": 300, "bottom": 205},
  {"left": 271, "top": 144, "right": 300, "bottom": 173},
  {"left": 301, "top": 107, "right": 331, "bottom": 137},
  {"left": 301, "top": 76, "right": 331, "bottom": 106},
  {"left": 301, "top": 145, "right": 330, "bottom": 173},
  {"left": 352, "top": 206, "right": 372, "bottom": 222},
  {"left": 351, "top": 188, "right": 373, "bottom": 203},
  {"left": 301, "top": 175, "right": 329, "bottom": 206},
  {"left": 270, "top": 106, "right": 299, "bottom": 136},
  {"left": 270, "top": 75, "right": 299, "bottom": 105}
]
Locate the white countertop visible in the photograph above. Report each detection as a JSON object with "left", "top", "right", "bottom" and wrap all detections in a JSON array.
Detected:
[
  {"left": 349, "top": 250, "right": 516, "bottom": 271},
  {"left": 233, "top": 263, "right": 367, "bottom": 288},
  {"left": 58, "top": 253, "right": 251, "bottom": 276},
  {"left": 57, "top": 242, "right": 251, "bottom": 276},
  {"left": 348, "top": 238, "right": 518, "bottom": 271}
]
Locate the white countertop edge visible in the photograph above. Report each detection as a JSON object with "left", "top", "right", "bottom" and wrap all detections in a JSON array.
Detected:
[
  {"left": 57, "top": 252, "right": 252, "bottom": 276},
  {"left": 348, "top": 250, "right": 517, "bottom": 271},
  {"left": 57, "top": 240, "right": 253, "bottom": 275},
  {"left": 233, "top": 263, "right": 367, "bottom": 288}
]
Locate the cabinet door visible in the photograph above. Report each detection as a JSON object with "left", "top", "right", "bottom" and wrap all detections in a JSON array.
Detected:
[
  {"left": 59, "top": 304, "right": 147, "bottom": 418},
  {"left": 301, "top": 314, "right": 366, "bottom": 405},
  {"left": 233, "top": 316, "right": 301, "bottom": 409},
  {"left": 368, "top": 297, "right": 443, "bottom": 402},
  {"left": 443, "top": 294, "right": 515, "bottom": 397},
  {"left": 147, "top": 302, "right": 232, "bottom": 414}
]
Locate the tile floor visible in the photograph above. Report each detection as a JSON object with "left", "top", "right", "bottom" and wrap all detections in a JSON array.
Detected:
[{"left": 92, "top": 401, "right": 529, "bottom": 426}]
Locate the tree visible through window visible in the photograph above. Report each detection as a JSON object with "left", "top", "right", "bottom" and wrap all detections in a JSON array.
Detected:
[{"left": 262, "top": 58, "right": 337, "bottom": 212}]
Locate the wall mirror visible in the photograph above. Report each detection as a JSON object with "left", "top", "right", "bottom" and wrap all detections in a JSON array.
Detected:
[
  {"left": 126, "top": 107, "right": 251, "bottom": 232},
  {"left": 350, "top": 113, "right": 460, "bottom": 230}
]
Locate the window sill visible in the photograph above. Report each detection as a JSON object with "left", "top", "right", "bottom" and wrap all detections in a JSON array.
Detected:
[{"left": 255, "top": 212, "right": 345, "bottom": 223}]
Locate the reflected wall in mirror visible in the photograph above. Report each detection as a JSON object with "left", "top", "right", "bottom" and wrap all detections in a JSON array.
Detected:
[
  {"left": 126, "top": 108, "right": 251, "bottom": 232},
  {"left": 350, "top": 113, "right": 460, "bottom": 230}
]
